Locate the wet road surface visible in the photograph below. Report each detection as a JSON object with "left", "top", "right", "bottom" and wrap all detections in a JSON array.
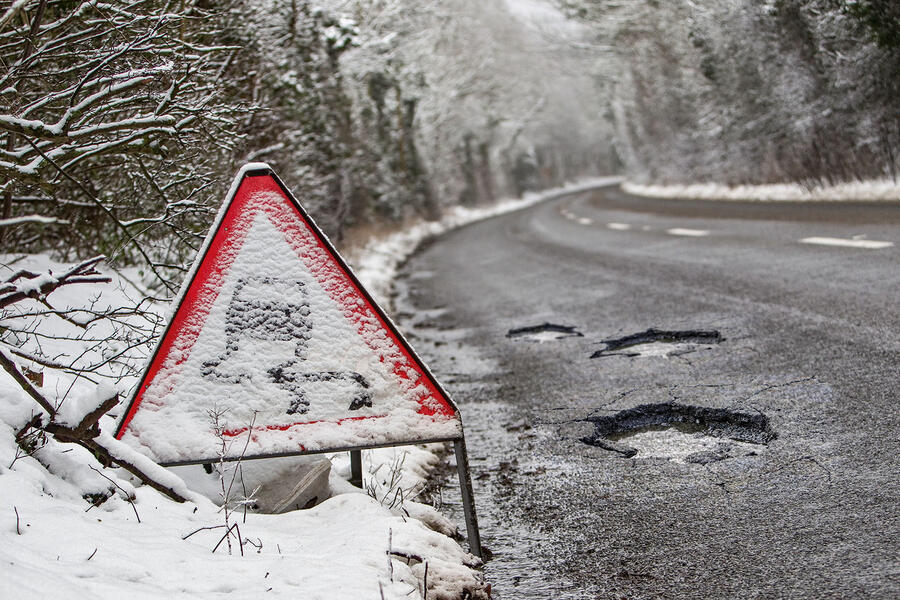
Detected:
[{"left": 393, "top": 185, "right": 900, "bottom": 599}]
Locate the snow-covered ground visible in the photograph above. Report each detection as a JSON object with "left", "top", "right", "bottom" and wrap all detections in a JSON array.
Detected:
[
  {"left": 0, "top": 177, "right": 616, "bottom": 599},
  {"left": 0, "top": 252, "right": 484, "bottom": 599},
  {"left": 623, "top": 179, "right": 900, "bottom": 202}
]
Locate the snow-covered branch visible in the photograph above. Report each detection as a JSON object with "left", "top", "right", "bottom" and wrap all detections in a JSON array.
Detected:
[
  {"left": 0, "top": 214, "right": 66, "bottom": 227},
  {"left": 0, "top": 255, "right": 109, "bottom": 310}
]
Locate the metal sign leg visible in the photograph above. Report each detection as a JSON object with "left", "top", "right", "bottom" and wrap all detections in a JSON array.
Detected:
[
  {"left": 350, "top": 449, "right": 363, "bottom": 488},
  {"left": 454, "top": 437, "right": 483, "bottom": 560}
]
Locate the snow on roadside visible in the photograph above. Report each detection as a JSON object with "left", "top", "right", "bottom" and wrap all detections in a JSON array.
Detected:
[
  {"left": 0, "top": 261, "right": 487, "bottom": 599},
  {"left": 0, "top": 260, "right": 486, "bottom": 600},
  {"left": 1, "top": 176, "right": 615, "bottom": 599},
  {"left": 623, "top": 179, "right": 900, "bottom": 202}
]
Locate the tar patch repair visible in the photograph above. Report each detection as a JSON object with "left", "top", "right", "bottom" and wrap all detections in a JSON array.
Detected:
[
  {"left": 581, "top": 402, "right": 774, "bottom": 463},
  {"left": 591, "top": 327, "right": 722, "bottom": 358},
  {"left": 507, "top": 323, "right": 584, "bottom": 343}
]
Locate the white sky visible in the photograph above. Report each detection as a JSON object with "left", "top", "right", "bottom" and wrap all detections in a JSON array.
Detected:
[
  {"left": 503, "top": 0, "right": 584, "bottom": 37},
  {"left": 504, "top": 0, "right": 566, "bottom": 22}
]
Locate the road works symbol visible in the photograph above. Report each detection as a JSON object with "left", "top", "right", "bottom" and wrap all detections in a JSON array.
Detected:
[{"left": 114, "top": 164, "right": 481, "bottom": 557}]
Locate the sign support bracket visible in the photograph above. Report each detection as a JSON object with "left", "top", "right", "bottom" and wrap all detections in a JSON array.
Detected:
[
  {"left": 455, "top": 436, "right": 482, "bottom": 559},
  {"left": 350, "top": 449, "right": 363, "bottom": 488}
]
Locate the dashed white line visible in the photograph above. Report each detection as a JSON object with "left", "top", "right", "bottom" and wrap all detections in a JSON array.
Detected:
[
  {"left": 800, "top": 237, "right": 894, "bottom": 250},
  {"left": 607, "top": 223, "right": 631, "bottom": 231},
  {"left": 667, "top": 228, "right": 710, "bottom": 237},
  {"left": 578, "top": 211, "right": 892, "bottom": 250}
]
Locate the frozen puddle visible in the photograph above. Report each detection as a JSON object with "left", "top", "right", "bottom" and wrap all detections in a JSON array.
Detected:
[
  {"left": 582, "top": 402, "right": 774, "bottom": 463},
  {"left": 507, "top": 323, "right": 584, "bottom": 343}
]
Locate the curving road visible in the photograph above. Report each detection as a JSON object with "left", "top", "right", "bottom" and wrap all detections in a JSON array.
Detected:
[{"left": 393, "top": 185, "right": 900, "bottom": 599}]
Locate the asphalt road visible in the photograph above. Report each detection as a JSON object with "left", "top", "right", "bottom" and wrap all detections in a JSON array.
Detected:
[{"left": 393, "top": 185, "right": 900, "bottom": 599}]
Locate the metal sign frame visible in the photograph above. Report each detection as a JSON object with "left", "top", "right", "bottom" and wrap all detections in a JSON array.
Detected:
[{"left": 114, "top": 166, "right": 481, "bottom": 558}]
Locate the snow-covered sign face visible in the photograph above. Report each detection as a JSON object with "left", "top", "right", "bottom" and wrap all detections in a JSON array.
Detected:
[{"left": 116, "top": 166, "right": 460, "bottom": 464}]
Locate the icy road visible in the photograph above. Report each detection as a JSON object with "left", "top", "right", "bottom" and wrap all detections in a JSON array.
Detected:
[{"left": 394, "top": 185, "right": 900, "bottom": 599}]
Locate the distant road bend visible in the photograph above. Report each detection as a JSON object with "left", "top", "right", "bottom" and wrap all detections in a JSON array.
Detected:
[{"left": 395, "top": 184, "right": 900, "bottom": 599}]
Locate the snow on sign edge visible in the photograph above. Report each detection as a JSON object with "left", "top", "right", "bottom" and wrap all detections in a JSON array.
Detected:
[{"left": 115, "top": 164, "right": 461, "bottom": 464}]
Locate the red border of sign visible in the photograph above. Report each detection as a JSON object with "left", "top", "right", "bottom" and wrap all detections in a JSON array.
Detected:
[{"left": 114, "top": 166, "right": 460, "bottom": 456}]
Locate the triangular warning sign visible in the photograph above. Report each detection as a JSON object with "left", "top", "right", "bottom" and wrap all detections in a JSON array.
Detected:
[{"left": 116, "top": 165, "right": 461, "bottom": 465}]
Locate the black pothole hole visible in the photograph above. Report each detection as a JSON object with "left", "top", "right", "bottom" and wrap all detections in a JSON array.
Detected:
[
  {"left": 507, "top": 323, "right": 584, "bottom": 341},
  {"left": 591, "top": 328, "right": 723, "bottom": 358},
  {"left": 581, "top": 402, "right": 775, "bottom": 460}
]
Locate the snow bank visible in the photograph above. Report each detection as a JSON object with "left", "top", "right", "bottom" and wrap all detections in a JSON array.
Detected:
[
  {"left": 0, "top": 467, "right": 482, "bottom": 599},
  {"left": 0, "top": 255, "right": 486, "bottom": 599},
  {"left": 623, "top": 179, "right": 900, "bottom": 202}
]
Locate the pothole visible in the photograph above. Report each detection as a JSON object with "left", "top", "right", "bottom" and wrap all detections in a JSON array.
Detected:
[
  {"left": 507, "top": 323, "right": 584, "bottom": 343},
  {"left": 581, "top": 402, "right": 774, "bottom": 463},
  {"left": 590, "top": 328, "right": 722, "bottom": 358}
]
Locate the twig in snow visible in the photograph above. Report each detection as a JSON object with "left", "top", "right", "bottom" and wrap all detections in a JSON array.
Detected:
[
  {"left": 365, "top": 450, "right": 422, "bottom": 510},
  {"left": 89, "top": 465, "right": 140, "bottom": 522},
  {"left": 213, "top": 524, "right": 237, "bottom": 554},
  {"left": 209, "top": 408, "right": 258, "bottom": 555},
  {"left": 87, "top": 548, "right": 97, "bottom": 561},
  {"left": 390, "top": 550, "right": 424, "bottom": 565},
  {"left": 14, "top": 506, "right": 20, "bottom": 535},
  {"left": 387, "top": 528, "right": 394, "bottom": 581},
  {"left": 213, "top": 523, "right": 244, "bottom": 556},
  {"left": 10, "top": 413, "right": 45, "bottom": 468},
  {"left": 182, "top": 524, "right": 228, "bottom": 541}
]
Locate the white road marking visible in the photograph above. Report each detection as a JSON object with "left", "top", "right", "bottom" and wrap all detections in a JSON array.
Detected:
[
  {"left": 667, "top": 228, "right": 710, "bottom": 237},
  {"left": 800, "top": 237, "right": 894, "bottom": 250},
  {"left": 607, "top": 223, "right": 631, "bottom": 231},
  {"left": 578, "top": 217, "right": 593, "bottom": 225}
]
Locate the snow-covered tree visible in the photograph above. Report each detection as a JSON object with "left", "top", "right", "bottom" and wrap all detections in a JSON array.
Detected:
[
  {"left": 2, "top": 0, "right": 612, "bottom": 285},
  {"left": 559, "top": 0, "right": 900, "bottom": 185},
  {"left": 0, "top": 0, "right": 247, "bottom": 292}
]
